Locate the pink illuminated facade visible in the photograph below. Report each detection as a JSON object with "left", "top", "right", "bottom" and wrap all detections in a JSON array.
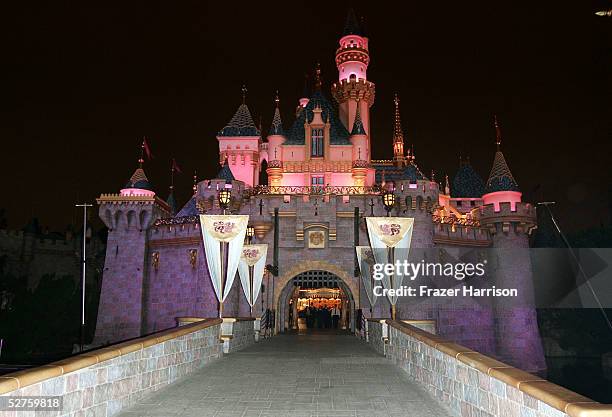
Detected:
[{"left": 95, "top": 9, "right": 545, "bottom": 374}]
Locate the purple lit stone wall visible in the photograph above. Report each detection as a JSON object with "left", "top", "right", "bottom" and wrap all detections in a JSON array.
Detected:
[
  {"left": 143, "top": 241, "right": 218, "bottom": 334},
  {"left": 93, "top": 218, "right": 148, "bottom": 345}
]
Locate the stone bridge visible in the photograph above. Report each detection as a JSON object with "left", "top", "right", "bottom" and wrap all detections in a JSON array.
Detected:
[{"left": 0, "top": 318, "right": 609, "bottom": 417}]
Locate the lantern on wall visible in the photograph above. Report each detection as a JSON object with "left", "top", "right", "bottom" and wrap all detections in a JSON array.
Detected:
[
  {"left": 218, "top": 189, "right": 231, "bottom": 212},
  {"left": 382, "top": 191, "right": 396, "bottom": 217}
]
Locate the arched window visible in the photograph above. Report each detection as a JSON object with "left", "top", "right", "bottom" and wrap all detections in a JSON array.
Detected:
[
  {"left": 349, "top": 73, "right": 357, "bottom": 81},
  {"left": 311, "top": 128, "right": 324, "bottom": 157}
]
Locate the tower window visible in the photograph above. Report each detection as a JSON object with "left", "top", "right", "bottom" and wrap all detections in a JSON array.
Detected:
[{"left": 311, "top": 128, "right": 324, "bottom": 157}]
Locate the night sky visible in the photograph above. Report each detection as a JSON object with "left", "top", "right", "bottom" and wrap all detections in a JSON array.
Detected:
[{"left": 5, "top": 1, "right": 611, "bottom": 232}]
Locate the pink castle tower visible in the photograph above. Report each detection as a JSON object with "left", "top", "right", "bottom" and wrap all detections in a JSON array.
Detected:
[
  {"left": 94, "top": 157, "right": 171, "bottom": 345},
  {"left": 216, "top": 86, "right": 262, "bottom": 187},
  {"left": 477, "top": 117, "right": 546, "bottom": 373},
  {"left": 331, "top": 9, "right": 375, "bottom": 140}
]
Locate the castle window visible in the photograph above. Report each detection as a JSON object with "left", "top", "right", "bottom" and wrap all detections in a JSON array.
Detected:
[
  {"left": 311, "top": 175, "right": 324, "bottom": 192},
  {"left": 349, "top": 73, "right": 357, "bottom": 81},
  {"left": 311, "top": 128, "right": 324, "bottom": 157}
]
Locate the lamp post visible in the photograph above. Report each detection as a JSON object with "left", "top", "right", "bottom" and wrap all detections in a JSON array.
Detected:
[
  {"left": 75, "top": 202, "right": 92, "bottom": 352},
  {"left": 217, "top": 188, "right": 231, "bottom": 317},
  {"left": 382, "top": 191, "right": 396, "bottom": 217},
  {"left": 381, "top": 191, "right": 397, "bottom": 319}
]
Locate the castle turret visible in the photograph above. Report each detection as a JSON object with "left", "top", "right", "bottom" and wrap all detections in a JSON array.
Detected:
[
  {"left": 477, "top": 117, "right": 545, "bottom": 373},
  {"left": 94, "top": 160, "right": 171, "bottom": 345},
  {"left": 482, "top": 116, "right": 522, "bottom": 210},
  {"left": 266, "top": 93, "right": 285, "bottom": 187},
  {"left": 217, "top": 86, "right": 262, "bottom": 187},
  {"left": 331, "top": 9, "right": 375, "bottom": 149}
]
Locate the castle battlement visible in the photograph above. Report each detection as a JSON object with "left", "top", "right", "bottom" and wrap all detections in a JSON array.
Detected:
[
  {"left": 476, "top": 201, "right": 537, "bottom": 235},
  {"left": 433, "top": 223, "right": 491, "bottom": 247},
  {"left": 477, "top": 201, "right": 536, "bottom": 219}
]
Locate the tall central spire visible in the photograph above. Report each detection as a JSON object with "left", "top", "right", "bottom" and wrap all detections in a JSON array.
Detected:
[
  {"left": 314, "top": 63, "right": 322, "bottom": 91},
  {"left": 392, "top": 94, "right": 405, "bottom": 167}
]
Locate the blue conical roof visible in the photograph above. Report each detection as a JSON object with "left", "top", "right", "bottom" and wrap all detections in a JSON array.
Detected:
[
  {"left": 216, "top": 160, "right": 235, "bottom": 182},
  {"left": 486, "top": 151, "right": 520, "bottom": 193},
  {"left": 350, "top": 105, "right": 366, "bottom": 135},
  {"left": 452, "top": 163, "right": 486, "bottom": 198},
  {"left": 268, "top": 107, "right": 284, "bottom": 136},
  {"left": 124, "top": 168, "right": 154, "bottom": 191},
  {"left": 218, "top": 103, "right": 260, "bottom": 137}
]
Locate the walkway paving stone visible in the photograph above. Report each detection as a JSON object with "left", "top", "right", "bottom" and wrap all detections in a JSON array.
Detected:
[{"left": 117, "top": 331, "right": 454, "bottom": 417}]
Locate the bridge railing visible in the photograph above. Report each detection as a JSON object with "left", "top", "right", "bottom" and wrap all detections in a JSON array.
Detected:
[
  {"left": 365, "top": 319, "right": 611, "bottom": 417},
  {"left": 0, "top": 318, "right": 223, "bottom": 417}
]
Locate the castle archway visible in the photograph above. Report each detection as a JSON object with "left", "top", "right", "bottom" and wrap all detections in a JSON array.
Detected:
[{"left": 273, "top": 260, "right": 358, "bottom": 333}]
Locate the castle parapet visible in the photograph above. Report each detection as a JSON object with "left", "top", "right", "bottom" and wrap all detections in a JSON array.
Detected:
[{"left": 477, "top": 201, "right": 537, "bottom": 235}]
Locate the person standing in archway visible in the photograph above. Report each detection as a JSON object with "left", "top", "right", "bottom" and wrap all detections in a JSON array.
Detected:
[{"left": 332, "top": 305, "right": 340, "bottom": 329}]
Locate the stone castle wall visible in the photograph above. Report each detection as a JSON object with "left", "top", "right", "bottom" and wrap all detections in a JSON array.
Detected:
[{"left": 0, "top": 229, "right": 105, "bottom": 289}]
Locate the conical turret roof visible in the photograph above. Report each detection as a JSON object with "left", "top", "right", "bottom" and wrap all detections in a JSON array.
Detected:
[
  {"left": 452, "top": 161, "right": 486, "bottom": 198},
  {"left": 350, "top": 105, "right": 366, "bottom": 135},
  {"left": 486, "top": 151, "right": 519, "bottom": 193},
  {"left": 343, "top": 9, "right": 363, "bottom": 36},
  {"left": 485, "top": 117, "right": 520, "bottom": 193},
  {"left": 216, "top": 159, "right": 235, "bottom": 182},
  {"left": 218, "top": 103, "right": 261, "bottom": 137},
  {"left": 124, "top": 167, "right": 154, "bottom": 191},
  {"left": 269, "top": 105, "right": 285, "bottom": 136}
]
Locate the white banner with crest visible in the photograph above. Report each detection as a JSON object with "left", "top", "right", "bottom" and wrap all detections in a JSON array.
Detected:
[
  {"left": 238, "top": 244, "right": 268, "bottom": 308},
  {"left": 366, "top": 217, "right": 414, "bottom": 306},
  {"left": 199, "top": 215, "right": 249, "bottom": 305},
  {"left": 356, "top": 246, "right": 378, "bottom": 308}
]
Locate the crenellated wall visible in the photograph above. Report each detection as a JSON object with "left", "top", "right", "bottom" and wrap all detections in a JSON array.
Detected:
[{"left": 0, "top": 229, "right": 106, "bottom": 289}]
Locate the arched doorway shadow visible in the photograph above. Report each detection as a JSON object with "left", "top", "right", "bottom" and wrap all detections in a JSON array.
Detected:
[{"left": 274, "top": 260, "right": 358, "bottom": 333}]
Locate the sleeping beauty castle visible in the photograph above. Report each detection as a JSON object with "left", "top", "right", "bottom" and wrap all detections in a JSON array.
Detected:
[{"left": 94, "top": 11, "right": 546, "bottom": 373}]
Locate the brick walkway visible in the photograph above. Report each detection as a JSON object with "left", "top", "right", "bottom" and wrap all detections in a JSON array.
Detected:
[{"left": 118, "top": 331, "right": 453, "bottom": 417}]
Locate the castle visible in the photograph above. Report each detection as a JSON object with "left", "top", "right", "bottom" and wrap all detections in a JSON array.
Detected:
[{"left": 93, "top": 11, "right": 546, "bottom": 373}]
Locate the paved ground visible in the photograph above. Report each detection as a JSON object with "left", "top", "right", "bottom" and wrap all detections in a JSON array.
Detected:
[{"left": 118, "top": 330, "right": 453, "bottom": 417}]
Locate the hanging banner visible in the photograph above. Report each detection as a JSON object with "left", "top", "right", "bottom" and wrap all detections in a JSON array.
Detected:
[
  {"left": 238, "top": 244, "right": 268, "bottom": 308},
  {"left": 356, "top": 246, "right": 378, "bottom": 308},
  {"left": 199, "top": 215, "right": 249, "bottom": 309},
  {"left": 366, "top": 217, "right": 414, "bottom": 307}
]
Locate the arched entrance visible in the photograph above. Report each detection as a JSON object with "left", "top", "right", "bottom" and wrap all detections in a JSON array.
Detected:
[{"left": 274, "top": 260, "right": 358, "bottom": 334}]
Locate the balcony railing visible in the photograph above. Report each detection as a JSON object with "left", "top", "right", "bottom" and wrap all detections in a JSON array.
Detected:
[{"left": 246, "top": 185, "right": 382, "bottom": 196}]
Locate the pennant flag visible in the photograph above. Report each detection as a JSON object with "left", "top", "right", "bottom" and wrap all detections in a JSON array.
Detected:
[
  {"left": 238, "top": 244, "right": 268, "bottom": 310},
  {"left": 199, "top": 215, "right": 249, "bottom": 316},
  {"left": 366, "top": 217, "right": 414, "bottom": 307},
  {"left": 356, "top": 246, "right": 378, "bottom": 309},
  {"left": 142, "top": 137, "right": 154, "bottom": 160},
  {"left": 171, "top": 158, "right": 182, "bottom": 174}
]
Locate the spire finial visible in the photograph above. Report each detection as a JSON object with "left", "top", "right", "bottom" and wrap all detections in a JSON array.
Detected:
[
  {"left": 241, "top": 84, "right": 248, "bottom": 104},
  {"left": 192, "top": 169, "right": 198, "bottom": 194},
  {"left": 315, "top": 63, "right": 322, "bottom": 90},
  {"left": 494, "top": 115, "right": 502, "bottom": 150},
  {"left": 274, "top": 90, "right": 280, "bottom": 107},
  {"left": 392, "top": 93, "right": 405, "bottom": 165}
]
